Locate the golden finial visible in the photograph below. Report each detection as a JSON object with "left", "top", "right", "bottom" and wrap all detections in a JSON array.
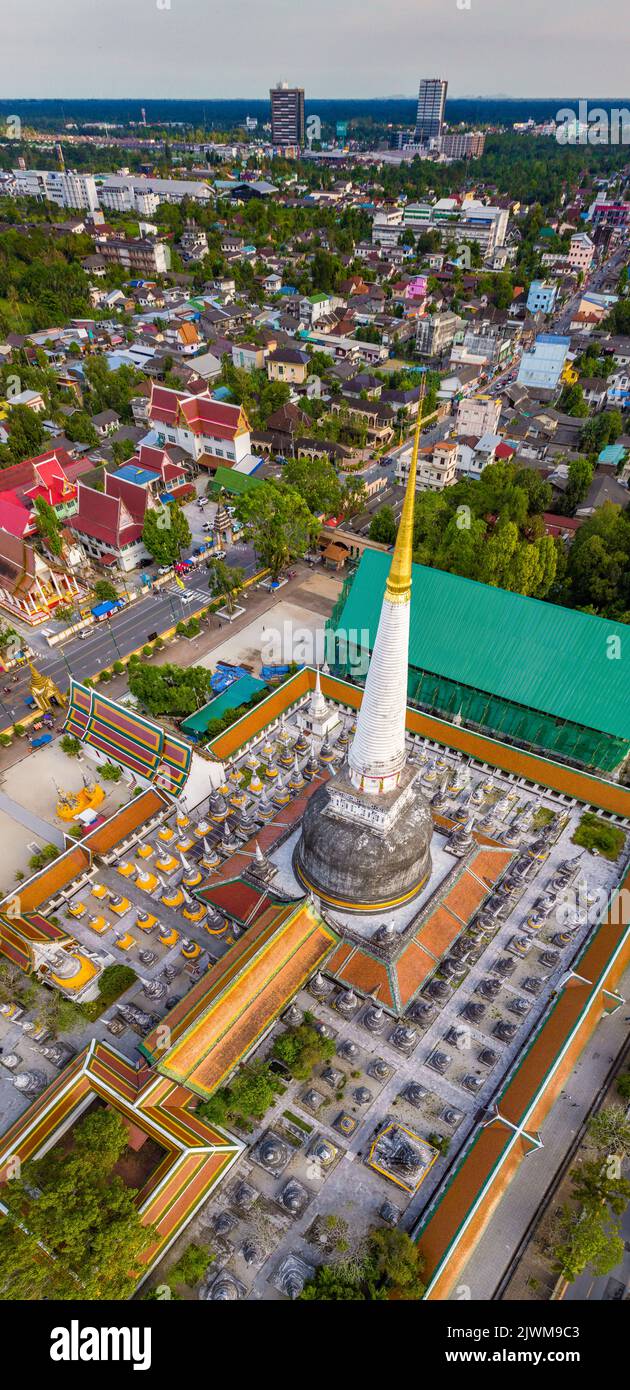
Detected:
[{"left": 385, "top": 379, "right": 424, "bottom": 603}]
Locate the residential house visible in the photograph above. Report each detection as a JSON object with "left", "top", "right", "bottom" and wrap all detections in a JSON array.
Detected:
[
  {"left": 232, "top": 343, "right": 267, "bottom": 372},
  {"left": 266, "top": 347, "right": 309, "bottom": 385},
  {"left": 91, "top": 409, "right": 120, "bottom": 438}
]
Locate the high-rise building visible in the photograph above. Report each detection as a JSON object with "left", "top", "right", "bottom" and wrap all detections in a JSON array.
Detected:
[
  {"left": 270, "top": 82, "right": 305, "bottom": 147},
  {"left": 415, "top": 77, "right": 448, "bottom": 143}
]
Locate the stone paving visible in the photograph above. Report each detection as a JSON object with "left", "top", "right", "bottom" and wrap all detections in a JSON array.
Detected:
[{"left": 2, "top": 695, "right": 629, "bottom": 1299}]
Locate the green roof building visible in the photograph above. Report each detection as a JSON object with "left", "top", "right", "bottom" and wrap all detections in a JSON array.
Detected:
[{"left": 329, "top": 551, "right": 630, "bottom": 774}]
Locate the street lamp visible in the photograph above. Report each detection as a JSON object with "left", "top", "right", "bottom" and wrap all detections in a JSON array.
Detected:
[{"left": 106, "top": 619, "right": 122, "bottom": 660}]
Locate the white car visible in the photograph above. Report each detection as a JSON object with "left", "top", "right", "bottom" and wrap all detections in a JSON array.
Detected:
[
  {"left": 157, "top": 565, "right": 172, "bottom": 575},
  {"left": 196, "top": 498, "right": 208, "bottom": 509}
]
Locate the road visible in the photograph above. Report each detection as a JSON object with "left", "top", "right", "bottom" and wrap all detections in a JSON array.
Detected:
[
  {"left": 0, "top": 537, "right": 257, "bottom": 728},
  {"left": 450, "top": 962, "right": 630, "bottom": 1300}
]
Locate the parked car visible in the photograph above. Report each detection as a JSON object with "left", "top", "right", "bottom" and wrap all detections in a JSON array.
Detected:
[
  {"left": 157, "top": 565, "right": 172, "bottom": 575},
  {"left": 196, "top": 497, "right": 208, "bottom": 508}
]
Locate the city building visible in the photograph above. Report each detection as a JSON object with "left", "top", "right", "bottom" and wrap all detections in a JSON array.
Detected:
[
  {"left": 455, "top": 394, "right": 502, "bottom": 437},
  {"left": 396, "top": 439, "right": 458, "bottom": 491},
  {"left": 266, "top": 347, "right": 309, "bottom": 384},
  {"left": 94, "top": 236, "right": 169, "bottom": 276},
  {"left": 568, "top": 231, "right": 595, "bottom": 273},
  {"left": 404, "top": 199, "right": 509, "bottom": 255},
  {"left": 526, "top": 280, "right": 558, "bottom": 315},
  {"left": 69, "top": 475, "right": 150, "bottom": 572},
  {"left": 516, "top": 334, "right": 570, "bottom": 393},
  {"left": 11, "top": 168, "right": 99, "bottom": 211},
  {"left": 440, "top": 131, "right": 486, "bottom": 159},
  {"left": 97, "top": 175, "right": 213, "bottom": 209},
  {"left": 372, "top": 209, "right": 404, "bottom": 248},
  {"left": 416, "top": 310, "right": 464, "bottom": 358},
  {"left": 415, "top": 78, "right": 448, "bottom": 143},
  {"left": 270, "top": 82, "right": 305, "bottom": 147},
  {"left": 588, "top": 195, "right": 630, "bottom": 232}
]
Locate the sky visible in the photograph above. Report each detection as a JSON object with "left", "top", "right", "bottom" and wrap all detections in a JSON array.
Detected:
[{"left": 3, "top": 0, "right": 628, "bottom": 99}]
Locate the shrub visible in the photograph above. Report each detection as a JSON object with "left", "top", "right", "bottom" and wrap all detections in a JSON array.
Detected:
[
  {"left": 97, "top": 963, "right": 136, "bottom": 1005},
  {"left": 0, "top": 732, "right": 12, "bottom": 747},
  {"left": 112, "top": 660, "right": 125, "bottom": 674},
  {"left": 572, "top": 812, "right": 625, "bottom": 861},
  {"left": 100, "top": 762, "right": 122, "bottom": 782},
  {"left": 61, "top": 735, "right": 81, "bottom": 758},
  {"left": 99, "top": 669, "right": 112, "bottom": 682},
  {"left": 142, "top": 644, "right": 154, "bottom": 658}
]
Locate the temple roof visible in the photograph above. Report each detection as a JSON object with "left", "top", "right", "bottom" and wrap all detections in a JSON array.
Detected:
[{"left": 140, "top": 899, "right": 336, "bottom": 1097}]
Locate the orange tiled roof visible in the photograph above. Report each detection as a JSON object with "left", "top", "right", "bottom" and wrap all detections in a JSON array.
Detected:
[{"left": 142, "top": 900, "right": 336, "bottom": 1097}]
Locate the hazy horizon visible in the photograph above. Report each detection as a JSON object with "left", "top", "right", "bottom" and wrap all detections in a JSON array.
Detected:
[{"left": 2, "top": 0, "right": 628, "bottom": 101}]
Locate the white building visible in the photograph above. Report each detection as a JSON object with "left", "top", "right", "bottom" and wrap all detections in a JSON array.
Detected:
[
  {"left": 456, "top": 394, "right": 501, "bottom": 437},
  {"left": 372, "top": 209, "right": 404, "bottom": 248},
  {"left": 97, "top": 175, "right": 213, "bottom": 208},
  {"left": 12, "top": 168, "right": 99, "bottom": 211},
  {"left": 404, "top": 198, "right": 509, "bottom": 255},
  {"left": 568, "top": 232, "right": 595, "bottom": 273}
]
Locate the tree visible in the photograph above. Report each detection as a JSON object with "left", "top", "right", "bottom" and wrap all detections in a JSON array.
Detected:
[
  {"left": 551, "top": 1203, "right": 625, "bottom": 1283},
  {"left": 572, "top": 811, "right": 625, "bottom": 861},
  {"left": 1, "top": 403, "right": 46, "bottom": 463},
  {"left": 100, "top": 761, "right": 122, "bottom": 782},
  {"left": 272, "top": 1013, "right": 335, "bottom": 1080},
  {"left": 91, "top": 578, "right": 119, "bottom": 604},
  {"left": 588, "top": 1106, "right": 630, "bottom": 1161},
  {"left": 235, "top": 482, "right": 319, "bottom": 579},
  {"left": 369, "top": 504, "right": 397, "bottom": 545},
  {"left": 283, "top": 456, "right": 342, "bottom": 518},
  {"left": 32, "top": 986, "right": 83, "bottom": 1038},
  {"left": 0, "top": 1108, "right": 155, "bottom": 1299},
  {"left": 198, "top": 1060, "right": 283, "bottom": 1129},
  {"left": 0, "top": 623, "right": 19, "bottom": 656},
  {"left": 558, "top": 382, "right": 588, "bottom": 417},
  {"left": 34, "top": 497, "right": 63, "bottom": 557},
  {"left": 127, "top": 660, "right": 213, "bottom": 718},
  {"left": 301, "top": 1227, "right": 425, "bottom": 1301},
  {"left": 562, "top": 502, "right": 630, "bottom": 619},
  {"left": 562, "top": 456, "right": 593, "bottom": 514},
  {"left": 206, "top": 559, "right": 244, "bottom": 615},
  {"left": 97, "top": 963, "right": 136, "bottom": 1005},
  {"left": 142, "top": 502, "right": 191, "bottom": 566}
]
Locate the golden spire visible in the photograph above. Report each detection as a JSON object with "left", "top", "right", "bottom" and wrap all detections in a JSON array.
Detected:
[{"left": 385, "top": 380, "right": 424, "bottom": 603}]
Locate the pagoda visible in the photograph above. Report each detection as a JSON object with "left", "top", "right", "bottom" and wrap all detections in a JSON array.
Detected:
[{"left": 294, "top": 398, "right": 432, "bottom": 912}]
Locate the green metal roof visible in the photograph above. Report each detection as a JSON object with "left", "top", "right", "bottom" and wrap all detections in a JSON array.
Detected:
[
  {"left": 181, "top": 674, "right": 267, "bottom": 734},
  {"left": 212, "top": 465, "right": 262, "bottom": 496},
  {"left": 335, "top": 551, "right": 630, "bottom": 742}
]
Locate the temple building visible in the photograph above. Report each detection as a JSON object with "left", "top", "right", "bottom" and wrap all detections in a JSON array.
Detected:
[{"left": 295, "top": 409, "right": 433, "bottom": 912}]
